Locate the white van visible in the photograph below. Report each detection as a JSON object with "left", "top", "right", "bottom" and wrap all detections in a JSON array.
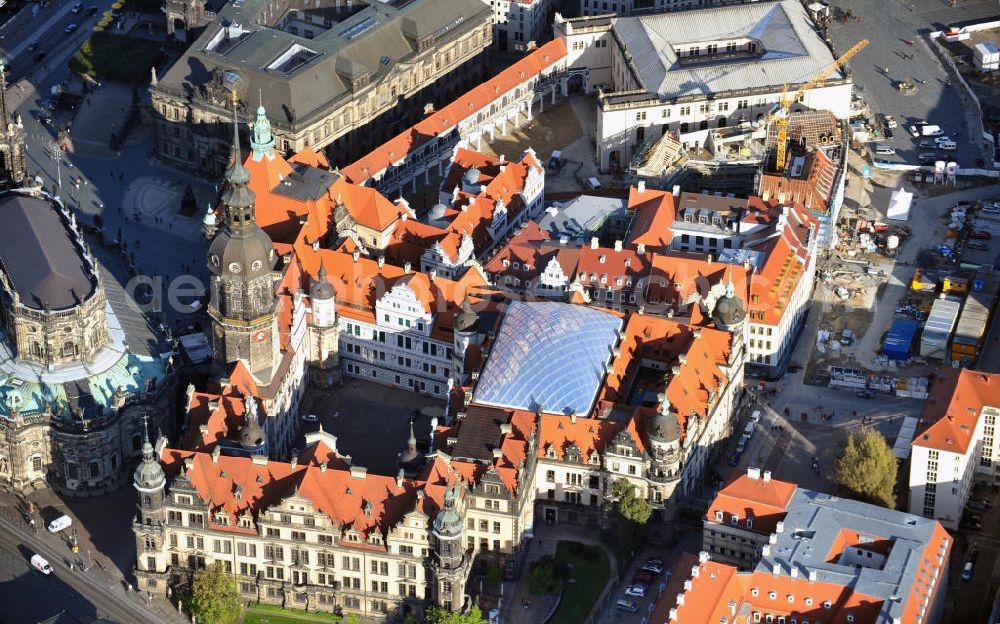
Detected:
[
  {"left": 743, "top": 422, "right": 756, "bottom": 439},
  {"left": 585, "top": 177, "right": 602, "bottom": 191},
  {"left": 47, "top": 515, "right": 72, "bottom": 533},
  {"left": 31, "top": 554, "right": 52, "bottom": 575},
  {"left": 750, "top": 410, "right": 762, "bottom": 423},
  {"left": 938, "top": 141, "right": 957, "bottom": 151},
  {"left": 874, "top": 145, "right": 895, "bottom": 155},
  {"left": 921, "top": 124, "right": 944, "bottom": 136}
]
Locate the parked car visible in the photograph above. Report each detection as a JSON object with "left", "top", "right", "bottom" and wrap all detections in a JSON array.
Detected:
[
  {"left": 625, "top": 584, "right": 647, "bottom": 598},
  {"left": 641, "top": 562, "right": 664, "bottom": 575},
  {"left": 919, "top": 140, "right": 937, "bottom": 149},
  {"left": 875, "top": 145, "right": 896, "bottom": 156},
  {"left": 884, "top": 127, "right": 894, "bottom": 139},
  {"left": 857, "top": 390, "right": 876, "bottom": 399},
  {"left": 64, "top": 23, "right": 78, "bottom": 33},
  {"left": 302, "top": 414, "right": 319, "bottom": 422},
  {"left": 962, "top": 520, "right": 982, "bottom": 531},
  {"left": 645, "top": 558, "right": 665, "bottom": 567},
  {"left": 908, "top": 124, "right": 922, "bottom": 137},
  {"left": 970, "top": 230, "right": 992, "bottom": 240},
  {"left": 71, "top": 2, "right": 82, "bottom": 12},
  {"left": 749, "top": 410, "right": 762, "bottom": 423},
  {"left": 883, "top": 114, "right": 898, "bottom": 128},
  {"left": 962, "top": 561, "right": 974, "bottom": 581},
  {"left": 918, "top": 152, "right": 941, "bottom": 163},
  {"left": 47, "top": 515, "right": 72, "bottom": 533},
  {"left": 616, "top": 599, "right": 640, "bottom": 614},
  {"left": 631, "top": 571, "right": 655, "bottom": 585},
  {"left": 968, "top": 500, "right": 989, "bottom": 511},
  {"left": 972, "top": 497, "right": 993, "bottom": 508},
  {"left": 86, "top": 5, "right": 99, "bottom": 15},
  {"left": 934, "top": 136, "right": 953, "bottom": 144},
  {"left": 968, "top": 241, "right": 988, "bottom": 250},
  {"left": 981, "top": 204, "right": 1000, "bottom": 215}
]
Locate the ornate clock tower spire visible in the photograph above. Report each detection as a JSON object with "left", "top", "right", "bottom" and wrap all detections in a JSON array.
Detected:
[{"left": 206, "top": 93, "right": 280, "bottom": 380}]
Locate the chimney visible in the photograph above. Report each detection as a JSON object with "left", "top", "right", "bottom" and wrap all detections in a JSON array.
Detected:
[
  {"left": 614, "top": 240, "right": 623, "bottom": 252},
  {"left": 772, "top": 562, "right": 781, "bottom": 576},
  {"left": 776, "top": 520, "right": 784, "bottom": 533},
  {"left": 378, "top": 255, "right": 385, "bottom": 268},
  {"left": 570, "top": 412, "right": 577, "bottom": 424},
  {"left": 404, "top": 261, "right": 412, "bottom": 274},
  {"left": 211, "top": 446, "right": 221, "bottom": 463},
  {"left": 320, "top": 460, "right": 328, "bottom": 474},
  {"left": 672, "top": 185, "right": 681, "bottom": 197},
  {"left": 590, "top": 237, "right": 599, "bottom": 249},
  {"left": 677, "top": 593, "right": 685, "bottom": 606},
  {"left": 808, "top": 569, "right": 817, "bottom": 582},
  {"left": 290, "top": 456, "right": 298, "bottom": 469},
  {"left": 669, "top": 608, "right": 678, "bottom": 621},
  {"left": 747, "top": 467, "right": 761, "bottom": 480},
  {"left": 353, "top": 250, "right": 360, "bottom": 263},
  {"left": 706, "top": 254, "right": 713, "bottom": 264},
  {"left": 637, "top": 180, "right": 646, "bottom": 194},
  {"left": 637, "top": 243, "right": 646, "bottom": 255},
  {"left": 396, "top": 469, "right": 405, "bottom": 488},
  {"left": 499, "top": 153, "right": 505, "bottom": 163},
  {"left": 761, "top": 544, "right": 770, "bottom": 556},
  {"left": 790, "top": 566, "right": 798, "bottom": 579},
  {"left": 691, "top": 565, "right": 700, "bottom": 578},
  {"left": 429, "top": 268, "right": 437, "bottom": 280},
  {"left": 763, "top": 470, "right": 771, "bottom": 482},
  {"left": 698, "top": 551, "right": 710, "bottom": 563},
  {"left": 350, "top": 465, "right": 368, "bottom": 479},
  {"left": 251, "top": 454, "right": 268, "bottom": 466},
  {"left": 313, "top": 240, "right": 320, "bottom": 252}
]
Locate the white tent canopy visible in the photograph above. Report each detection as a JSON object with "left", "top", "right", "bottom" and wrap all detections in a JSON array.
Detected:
[
  {"left": 892, "top": 416, "right": 919, "bottom": 460},
  {"left": 887, "top": 187, "right": 913, "bottom": 221}
]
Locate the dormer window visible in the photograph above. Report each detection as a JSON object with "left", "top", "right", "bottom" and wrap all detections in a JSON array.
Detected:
[
  {"left": 715, "top": 510, "right": 724, "bottom": 521},
  {"left": 599, "top": 255, "right": 606, "bottom": 263},
  {"left": 731, "top": 514, "right": 739, "bottom": 525},
  {"left": 624, "top": 258, "right": 631, "bottom": 267}
]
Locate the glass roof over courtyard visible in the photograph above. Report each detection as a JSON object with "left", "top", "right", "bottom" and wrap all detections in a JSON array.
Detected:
[{"left": 473, "top": 301, "right": 622, "bottom": 416}]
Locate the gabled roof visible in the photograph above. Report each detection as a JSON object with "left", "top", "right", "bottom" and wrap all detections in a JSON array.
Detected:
[
  {"left": 537, "top": 414, "right": 625, "bottom": 462},
  {"left": 746, "top": 204, "right": 816, "bottom": 325},
  {"left": 340, "top": 184, "right": 408, "bottom": 231},
  {"left": 913, "top": 368, "right": 999, "bottom": 455},
  {"left": 160, "top": 442, "right": 457, "bottom": 540},
  {"left": 625, "top": 186, "right": 676, "bottom": 250},
  {"left": 342, "top": 38, "right": 567, "bottom": 184},
  {"left": 705, "top": 472, "right": 796, "bottom": 534}
]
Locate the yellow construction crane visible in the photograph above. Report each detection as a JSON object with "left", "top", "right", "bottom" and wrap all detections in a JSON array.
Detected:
[{"left": 763, "top": 39, "right": 870, "bottom": 172}]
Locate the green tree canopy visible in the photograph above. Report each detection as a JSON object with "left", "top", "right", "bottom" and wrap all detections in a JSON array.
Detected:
[
  {"left": 604, "top": 479, "right": 653, "bottom": 524},
  {"left": 834, "top": 428, "right": 898, "bottom": 508},
  {"left": 425, "top": 605, "right": 486, "bottom": 624},
  {"left": 187, "top": 563, "right": 242, "bottom": 624},
  {"left": 526, "top": 556, "right": 560, "bottom": 596},
  {"left": 603, "top": 479, "right": 653, "bottom": 554}
]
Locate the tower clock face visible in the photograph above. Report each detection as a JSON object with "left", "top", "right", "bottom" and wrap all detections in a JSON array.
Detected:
[
  {"left": 251, "top": 260, "right": 263, "bottom": 272},
  {"left": 254, "top": 330, "right": 269, "bottom": 343}
]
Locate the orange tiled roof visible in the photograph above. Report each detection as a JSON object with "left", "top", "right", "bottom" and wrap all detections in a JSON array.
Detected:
[
  {"left": 705, "top": 472, "right": 796, "bottom": 534},
  {"left": 537, "top": 414, "right": 626, "bottom": 461},
  {"left": 747, "top": 204, "right": 816, "bottom": 326},
  {"left": 625, "top": 186, "right": 676, "bottom": 250},
  {"left": 662, "top": 559, "right": 884, "bottom": 624},
  {"left": 914, "top": 368, "right": 999, "bottom": 454},
  {"left": 160, "top": 445, "right": 457, "bottom": 541},
  {"left": 342, "top": 38, "right": 567, "bottom": 184}
]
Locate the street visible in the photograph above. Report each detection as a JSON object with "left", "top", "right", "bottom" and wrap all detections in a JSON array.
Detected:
[{"left": 0, "top": 500, "right": 182, "bottom": 623}]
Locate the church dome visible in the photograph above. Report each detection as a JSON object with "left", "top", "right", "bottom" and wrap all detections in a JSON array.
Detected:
[
  {"left": 208, "top": 225, "right": 274, "bottom": 278},
  {"left": 238, "top": 415, "right": 266, "bottom": 448},
  {"left": 463, "top": 166, "right": 481, "bottom": 186},
  {"left": 429, "top": 203, "right": 448, "bottom": 220},
  {"left": 454, "top": 297, "right": 479, "bottom": 333},
  {"left": 310, "top": 261, "right": 335, "bottom": 301},
  {"left": 133, "top": 441, "right": 165, "bottom": 490},
  {"left": 648, "top": 409, "right": 680, "bottom": 444},
  {"left": 712, "top": 292, "right": 746, "bottom": 329},
  {"left": 432, "top": 486, "right": 463, "bottom": 537}
]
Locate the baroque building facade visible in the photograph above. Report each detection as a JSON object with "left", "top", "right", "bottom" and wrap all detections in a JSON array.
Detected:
[
  {"left": 151, "top": 0, "right": 493, "bottom": 176},
  {"left": 0, "top": 190, "right": 173, "bottom": 494}
]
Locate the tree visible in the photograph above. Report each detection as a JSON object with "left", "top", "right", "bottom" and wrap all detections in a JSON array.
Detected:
[
  {"left": 603, "top": 479, "right": 653, "bottom": 553},
  {"left": 425, "top": 605, "right": 486, "bottom": 624},
  {"left": 186, "top": 563, "right": 242, "bottom": 624},
  {"left": 834, "top": 428, "right": 898, "bottom": 508},
  {"left": 526, "top": 556, "right": 560, "bottom": 596}
]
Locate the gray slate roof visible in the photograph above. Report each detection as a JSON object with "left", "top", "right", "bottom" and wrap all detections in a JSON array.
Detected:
[
  {"left": 756, "top": 487, "right": 945, "bottom": 623},
  {"left": 0, "top": 193, "right": 95, "bottom": 310},
  {"left": 612, "top": 0, "right": 840, "bottom": 98},
  {"left": 158, "top": 0, "right": 490, "bottom": 127}
]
